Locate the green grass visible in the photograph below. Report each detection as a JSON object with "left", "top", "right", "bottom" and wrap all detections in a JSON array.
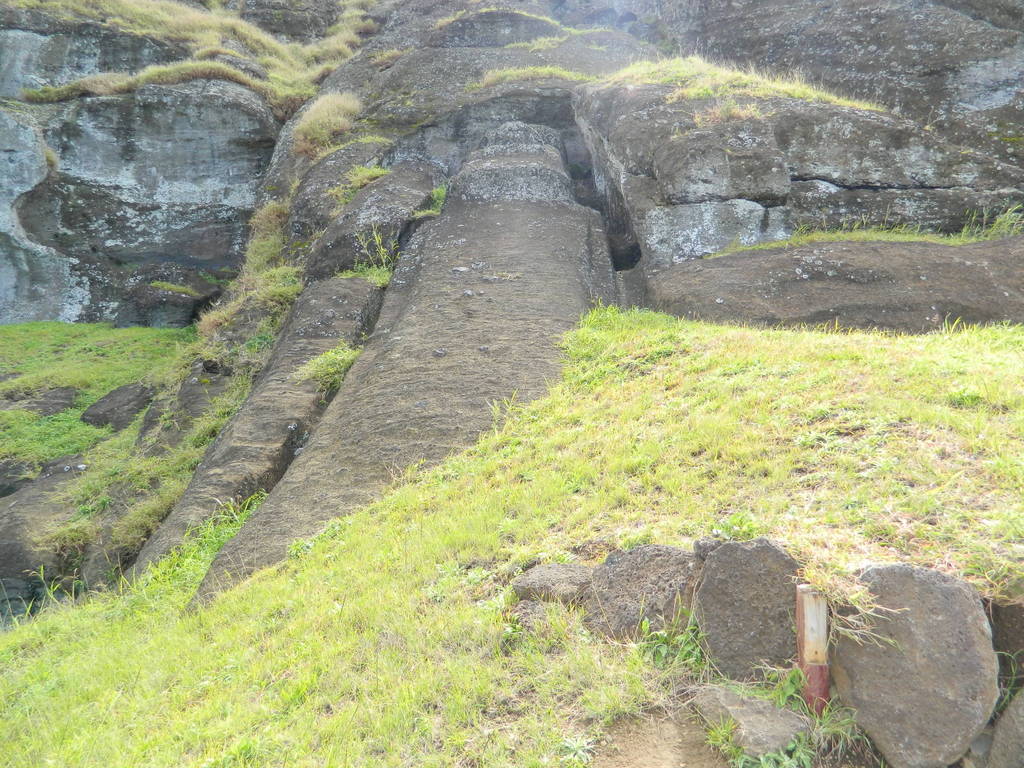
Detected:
[
  {"left": 412, "top": 184, "right": 447, "bottom": 219},
  {"left": 710, "top": 207, "right": 1024, "bottom": 258},
  {"left": 293, "top": 343, "right": 361, "bottom": 392},
  {"left": 0, "top": 323, "right": 192, "bottom": 467},
  {"left": 2, "top": 307, "right": 1023, "bottom": 766},
  {"left": 328, "top": 164, "right": 390, "bottom": 208},
  {"left": 607, "top": 56, "right": 882, "bottom": 111},
  {"left": 469, "top": 66, "right": 595, "bottom": 90}
]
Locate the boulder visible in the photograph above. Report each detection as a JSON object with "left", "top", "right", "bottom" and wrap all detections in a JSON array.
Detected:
[
  {"left": 585, "top": 545, "right": 696, "bottom": 638},
  {"left": 509, "top": 599, "right": 548, "bottom": 632},
  {"left": 512, "top": 563, "right": 593, "bottom": 605},
  {"left": 692, "top": 686, "right": 809, "bottom": 758},
  {"left": 427, "top": 9, "right": 562, "bottom": 49},
  {"left": 832, "top": 564, "right": 999, "bottom": 768},
  {"left": 691, "top": 538, "right": 799, "bottom": 680},
  {"left": 0, "top": 459, "right": 33, "bottom": 498},
  {"left": 646, "top": 237, "right": 1024, "bottom": 332},
  {"left": 989, "top": 692, "right": 1024, "bottom": 768},
  {"left": 235, "top": 0, "right": 340, "bottom": 41},
  {"left": 80, "top": 383, "right": 155, "bottom": 432}
]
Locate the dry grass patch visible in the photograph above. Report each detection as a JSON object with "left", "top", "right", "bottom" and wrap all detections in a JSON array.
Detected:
[
  {"left": 470, "top": 66, "right": 595, "bottom": 90},
  {"left": 608, "top": 56, "right": 882, "bottom": 111},
  {"left": 293, "top": 92, "right": 363, "bottom": 158}
]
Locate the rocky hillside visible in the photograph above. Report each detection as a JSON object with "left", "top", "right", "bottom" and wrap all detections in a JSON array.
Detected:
[{"left": 1, "top": 1, "right": 1023, "bottom": 767}]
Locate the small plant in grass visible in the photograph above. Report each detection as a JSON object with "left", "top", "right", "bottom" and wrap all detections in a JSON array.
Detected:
[
  {"left": 337, "top": 225, "right": 400, "bottom": 287},
  {"left": 558, "top": 734, "right": 596, "bottom": 766},
  {"left": 413, "top": 184, "right": 447, "bottom": 218},
  {"left": 638, "top": 616, "right": 707, "bottom": 671},
  {"left": 293, "top": 92, "right": 363, "bottom": 158},
  {"left": 293, "top": 343, "right": 361, "bottom": 392}
]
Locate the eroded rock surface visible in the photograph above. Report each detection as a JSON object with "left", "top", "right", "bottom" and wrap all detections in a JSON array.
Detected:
[
  {"left": 648, "top": 237, "right": 1024, "bottom": 331},
  {"left": 512, "top": 563, "right": 593, "bottom": 605},
  {"left": 131, "top": 276, "right": 382, "bottom": 574},
  {"left": 198, "top": 119, "right": 616, "bottom": 595},
  {"left": 692, "top": 686, "right": 809, "bottom": 758}
]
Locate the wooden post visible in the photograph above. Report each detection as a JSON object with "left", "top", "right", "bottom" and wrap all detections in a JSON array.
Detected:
[{"left": 796, "top": 584, "right": 830, "bottom": 715}]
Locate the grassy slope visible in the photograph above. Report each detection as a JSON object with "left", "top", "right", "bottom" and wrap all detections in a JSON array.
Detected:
[
  {"left": 2, "top": 307, "right": 1022, "bottom": 767},
  {"left": 0, "top": 323, "right": 191, "bottom": 467}
]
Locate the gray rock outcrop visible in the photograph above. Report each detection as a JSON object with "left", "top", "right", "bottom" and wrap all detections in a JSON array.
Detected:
[
  {"left": 832, "top": 564, "right": 1000, "bottom": 768},
  {"left": 80, "top": 383, "right": 154, "bottom": 431},
  {"left": 989, "top": 692, "right": 1024, "bottom": 768},
  {"left": 512, "top": 563, "right": 593, "bottom": 605}
]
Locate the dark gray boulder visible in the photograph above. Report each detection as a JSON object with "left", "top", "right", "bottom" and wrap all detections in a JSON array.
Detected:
[
  {"left": 646, "top": 237, "right": 1024, "bottom": 332},
  {"left": 80, "top": 383, "right": 154, "bottom": 432},
  {"left": 989, "top": 692, "right": 1024, "bottom": 768},
  {"left": 691, "top": 538, "right": 799, "bottom": 680},
  {"left": 0, "top": 459, "right": 33, "bottom": 498},
  {"left": 512, "top": 563, "right": 593, "bottom": 605},
  {"left": 832, "top": 564, "right": 999, "bottom": 768},
  {"left": 692, "top": 686, "right": 809, "bottom": 758},
  {"left": 585, "top": 545, "right": 696, "bottom": 638},
  {"left": 427, "top": 9, "right": 562, "bottom": 49}
]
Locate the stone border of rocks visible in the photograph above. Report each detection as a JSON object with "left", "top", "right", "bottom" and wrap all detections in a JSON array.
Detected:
[{"left": 511, "top": 538, "right": 1022, "bottom": 768}]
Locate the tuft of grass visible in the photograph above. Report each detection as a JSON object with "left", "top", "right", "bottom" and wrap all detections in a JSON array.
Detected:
[
  {"left": 413, "top": 184, "right": 447, "bottom": 219},
  {"left": 2, "top": 307, "right": 1023, "bottom": 766},
  {"left": 470, "top": 66, "right": 595, "bottom": 90},
  {"left": 293, "top": 343, "right": 361, "bottom": 392},
  {"left": 293, "top": 92, "right": 363, "bottom": 158},
  {"left": 0, "top": 323, "right": 191, "bottom": 467},
  {"left": 370, "top": 47, "right": 408, "bottom": 68},
  {"left": 328, "top": 164, "right": 390, "bottom": 209},
  {"left": 149, "top": 281, "right": 202, "bottom": 298},
  {"left": 693, "top": 100, "right": 765, "bottom": 127},
  {"left": 710, "top": 206, "right": 1024, "bottom": 258},
  {"left": 607, "top": 56, "right": 882, "bottom": 111}
]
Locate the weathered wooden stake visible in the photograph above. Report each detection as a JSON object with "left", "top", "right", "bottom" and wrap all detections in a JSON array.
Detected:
[{"left": 796, "top": 584, "right": 830, "bottom": 715}]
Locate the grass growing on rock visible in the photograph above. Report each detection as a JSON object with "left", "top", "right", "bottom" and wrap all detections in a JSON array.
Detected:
[
  {"left": 293, "top": 92, "right": 363, "bottom": 158},
  {"left": 0, "top": 323, "right": 192, "bottom": 467},
  {"left": 710, "top": 206, "right": 1024, "bottom": 257},
  {"left": 608, "top": 56, "right": 882, "bottom": 111},
  {"left": 293, "top": 343, "right": 361, "bottom": 392},
  {"left": 470, "top": 66, "right": 595, "bottom": 90},
  {"left": 328, "top": 163, "right": 390, "bottom": 209},
  {"left": 13, "top": 0, "right": 372, "bottom": 119},
  {"left": 2, "top": 307, "right": 1023, "bottom": 766}
]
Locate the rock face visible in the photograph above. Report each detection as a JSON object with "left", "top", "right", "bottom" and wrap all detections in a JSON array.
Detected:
[
  {"left": 130, "top": 276, "right": 383, "bottom": 574},
  {"left": 832, "top": 564, "right": 1000, "bottom": 768},
  {"left": 992, "top": 600, "right": 1024, "bottom": 687},
  {"left": 80, "top": 383, "right": 154, "bottom": 431},
  {"left": 559, "top": 0, "right": 1024, "bottom": 165},
  {"left": 1, "top": 386, "right": 77, "bottom": 416},
  {"left": 197, "top": 118, "right": 617, "bottom": 595},
  {"left": 0, "top": 8, "right": 185, "bottom": 98},
  {"left": 1, "top": 13, "right": 279, "bottom": 326},
  {"left": 691, "top": 538, "right": 799, "bottom": 680},
  {"left": 586, "top": 545, "right": 696, "bottom": 638},
  {"left": 648, "top": 237, "right": 1024, "bottom": 332},
  {"left": 573, "top": 81, "right": 1024, "bottom": 285},
  {"left": 692, "top": 686, "right": 809, "bottom": 758}
]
